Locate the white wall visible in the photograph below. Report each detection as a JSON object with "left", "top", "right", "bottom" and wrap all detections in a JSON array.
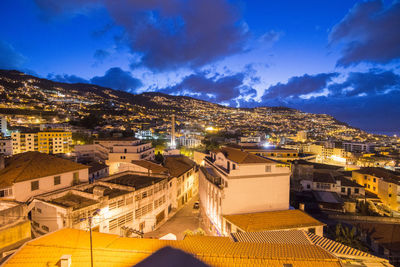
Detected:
[{"left": 12, "top": 168, "right": 88, "bottom": 202}]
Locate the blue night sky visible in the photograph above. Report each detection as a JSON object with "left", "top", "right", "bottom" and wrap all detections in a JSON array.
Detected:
[{"left": 0, "top": 0, "right": 399, "bottom": 134}]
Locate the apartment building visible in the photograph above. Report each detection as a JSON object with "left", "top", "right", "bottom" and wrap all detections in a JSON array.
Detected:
[
  {"left": 0, "top": 116, "right": 7, "bottom": 137},
  {"left": 0, "top": 152, "right": 89, "bottom": 202},
  {"left": 11, "top": 131, "right": 72, "bottom": 155},
  {"left": 352, "top": 167, "right": 400, "bottom": 212},
  {"left": 31, "top": 171, "right": 169, "bottom": 236},
  {"left": 344, "top": 142, "right": 376, "bottom": 153},
  {"left": 199, "top": 147, "right": 291, "bottom": 234},
  {"left": 164, "top": 156, "right": 198, "bottom": 210},
  {"left": 228, "top": 144, "right": 299, "bottom": 163},
  {"left": 92, "top": 138, "right": 155, "bottom": 174}
]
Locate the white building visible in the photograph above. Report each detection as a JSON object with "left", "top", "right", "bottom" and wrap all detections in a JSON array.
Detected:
[
  {"left": 343, "top": 142, "right": 376, "bottom": 153},
  {"left": 0, "top": 138, "right": 12, "bottom": 156},
  {"left": 74, "top": 144, "right": 108, "bottom": 162},
  {"left": 31, "top": 171, "right": 169, "bottom": 236},
  {"left": 0, "top": 116, "right": 7, "bottom": 137},
  {"left": 0, "top": 152, "right": 89, "bottom": 202},
  {"left": 199, "top": 147, "right": 291, "bottom": 234}
]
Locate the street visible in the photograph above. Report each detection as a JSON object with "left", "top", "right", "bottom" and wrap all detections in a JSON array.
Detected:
[{"left": 144, "top": 195, "right": 204, "bottom": 240}]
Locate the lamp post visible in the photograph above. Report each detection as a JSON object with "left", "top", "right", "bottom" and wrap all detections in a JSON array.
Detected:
[{"left": 82, "top": 209, "right": 100, "bottom": 267}]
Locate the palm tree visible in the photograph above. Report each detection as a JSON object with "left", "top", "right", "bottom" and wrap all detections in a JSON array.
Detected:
[{"left": 334, "top": 223, "right": 368, "bottom": 252}]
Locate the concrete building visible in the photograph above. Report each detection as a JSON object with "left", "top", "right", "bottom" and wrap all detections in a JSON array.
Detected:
[
  {"left": 199, "top": 147, "right": 291, "bottom": 234},
  {"left": 31, "top": 171, "right": 169, "bottom": 236},
  {"left": 0, "top": 116, "right": 7, "bottom": 137},
  {"left": 343, "top": 142, "right": 376, "bottom": 153},
  {"left": 0, "top": 152, "right": 89, "bottom": 202},
  {"left": 352, "top": 167, "right": 400, "bottom": 212},
  {"left": 0, "top": 138, "right": 12, "bottom": 156},
  {"left": 0, "top": 201, "right": 31, "bottom": 255},
  {"left": 74, "top": 144, "right": 108, "bottom": 162},
  {"left": 93, "top": 138, "right": 154, "bottom": 174},
  {"left": 11, "top": 131, "right": 72, "bottom": 155}
]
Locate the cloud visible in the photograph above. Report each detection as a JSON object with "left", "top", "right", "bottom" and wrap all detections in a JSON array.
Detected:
[
  {"left": 93, "top": 49, "right": 110, "bottom": 64},
  {"left": 330, "top": 0, "right": 400, "bottom": 66},
  {"left": 329, "top": 69, "right": 400, "bottom": 96},
  {"left": 90, "top": 67, "right": 142, "bottom": 92},
  {"left": 160, "top": 72, "right": 245, "bottom": 102},
  {"left": 47, "top": 73, "right": 89, "bottom": 84},
  {"left": 0, "top": 40, "right": 26, "bottom": 70},
  {"left": 34, "top": 0, "right": 248, "bottom": 71},
  {"left": 262, "top": 73, "right": 338, "bottom": 99}
]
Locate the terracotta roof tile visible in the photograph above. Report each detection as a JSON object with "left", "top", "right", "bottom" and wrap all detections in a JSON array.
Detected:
[
  {"left": 131, "top": 160, "right": 169, "bottom": 174},
  {"left": 0, "top": 152, "right": 88, "bottom": 188},
  {"left": 213, "top": 147, "right": 276, "bottom": 164}
]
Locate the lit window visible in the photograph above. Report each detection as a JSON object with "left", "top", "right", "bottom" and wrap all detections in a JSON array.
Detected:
[{"left": 31, "top": 181, "right": 39, "bottom": 191}]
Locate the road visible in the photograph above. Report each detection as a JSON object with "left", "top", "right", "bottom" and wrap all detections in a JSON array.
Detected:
[{"left": 144, "top": 195, "right": 203, "bottom": 240}]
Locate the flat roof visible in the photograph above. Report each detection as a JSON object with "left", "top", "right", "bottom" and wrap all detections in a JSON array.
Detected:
[
  {"left": 49, "top": 192, "right": 98, "bottom": 210},
  {"left": 106, "top": 174, "right": 165, "bottom": 190},
  {"left": 3, "top": 228, "right": 341, "bottom": 267},
  {"left": 223, "top": 209, "right": 324, "bottom": 232},
  {"left": 212, "top": 147, "right": 276, "bottom": 164}
]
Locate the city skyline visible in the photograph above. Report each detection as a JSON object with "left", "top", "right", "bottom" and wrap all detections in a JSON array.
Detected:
[{"left": 0, "top": 0, "right": 399, "bottom": 134}]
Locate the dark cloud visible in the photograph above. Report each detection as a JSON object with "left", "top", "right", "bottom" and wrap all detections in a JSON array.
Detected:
[
  {"left": 161, "top": 72, "right": 245, "bottom": 102},
  {"left": 47, "top": 73, "right": 89, "bottom": 84},
  {"left": 330, "top": 0, "right": 400, "bottom": 66},
  {"left": 0, "top": 40, "right": 25, "bottom": 70},
  {"left": 90, "top": 67, "right": 142, "bottom": 92},
  {"left": 329, "top": 69, "right": 400, "bottom": 96},
  {"left": 262, "top": 73, "right": 338, "bottom": 99},
  {"left": 34, "top": 0, "right": 248, "bottom": 71}
]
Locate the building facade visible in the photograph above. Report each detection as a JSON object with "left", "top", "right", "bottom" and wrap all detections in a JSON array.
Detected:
[{"left": 11, "top": 131, "right": 72, "bottom": 155}]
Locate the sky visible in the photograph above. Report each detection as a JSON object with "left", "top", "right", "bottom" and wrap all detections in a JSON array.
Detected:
[{"left": 0, "top": 0, "right": 399, "bottom": 135}]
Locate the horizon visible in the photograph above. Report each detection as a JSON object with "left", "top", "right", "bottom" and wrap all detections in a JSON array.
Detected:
[{"left": 0, "top": 0, "right": 399, "bottom": 133}]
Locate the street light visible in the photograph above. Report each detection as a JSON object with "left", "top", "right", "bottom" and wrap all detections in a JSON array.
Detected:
[{"left": 81, "top": 209, "right": 100, "bottom": 267}]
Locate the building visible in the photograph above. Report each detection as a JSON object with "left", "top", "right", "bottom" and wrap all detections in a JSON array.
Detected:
[
  {"left": 74, "top": 144, "right": 108, "bottom": 163},
  {"left": 0, "top": 201, "right": 31, "bottom": 255},
  {"left": 0, "top": 138, "right": 12, "bottom": 156},
  {"left": 88, "top": 162, "right": 109, "bottom": 182},
  {"left": 352, "top": 167, "right": 400, "bottom": 212},
  {"left": 11, "top": 131, "right": 72, "bottom": 155},
  {"left": 343, "top": 142, "right": 376, "bottom": 153},
  {"left": 0, "top": 116, "right": 7, "bottom": 137},
  {"left": 222, "top": 209, "right": 325, "bottom": 236},
  {"left": 178, "top": 136, "right": 202, "bottom": 148},
  {"left": 227, "top": 144, "right": 300, "bottom": 163},
  {"left": 164, "top": 156, "right": 198, "bottom": 210},
  {"left": 93, "top": 138, "right": 154, "bottom": 174},
  {"left": 199, "top": 147, "right": 291, "bottom": 234},
  {"left": 32, "top": 171, "right": 169, "bottom": 236},
  {"left": 296, "top": 130, "right": 307, "bottom": 142},
  {"left": 127, "top": 160, "right": 169, "bottom": 176},
  {"left": 0, "top": 152, "right": 89, "bottom": 202}
]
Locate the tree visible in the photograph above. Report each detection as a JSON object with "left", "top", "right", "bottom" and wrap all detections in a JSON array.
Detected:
[
  {"left": 154, "top": 152, "right": 164, "bottom": 164},
  {"left": 334, "top": 223, "right": 368, "bottom": 252},
  {"left": 183, "top": 228, "right": 206, "bottom": 239}
]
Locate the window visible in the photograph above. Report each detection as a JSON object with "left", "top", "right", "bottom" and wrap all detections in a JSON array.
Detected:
[
  {"left": 341, "top": 188, "right": 346, "bottom": 193},
  {"left": 389, "top": 194, "right": 392, "bottom": 197},
  {"left": 373, "top": 178, "right": 376, "bottom": 182},
  {"left": 355, "top": 188, "right": 359, "bottom": 194},
  {"left": 306, "top": 184, "right": 310, "bottom": 189},
  {"left": 73, "top": 172, "right": 79, "bottom": 184},
  {"left": 54, "top": 176, "right": 61, "bottom": 185},
  {"left": 308, "top": 228, "right": 315, "bottom": 234},
  {"left": 265, "top": 165, "right": 271, "bottom": 172},
  {"left": 367, "top": 184, "right": 370, "bottom": 189},
  {"left": 41, "top": 225, "right": 49, "bottom": 232},
  {"left": 120, "top": 156, "right": 126, "bottom": 159},
  {"left": 226, "top": 222, "right": 232, "bottom": 234},
  {"left": 232, "top": 164, "right": 236, "bottom": 170},
  {"left": 31, "top": 181, "right": 39, "bottom": 191}
]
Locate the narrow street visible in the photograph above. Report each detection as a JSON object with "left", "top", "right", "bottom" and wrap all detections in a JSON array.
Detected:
[{"left": 144, "top": 195, "right": 203, "bottom": 240}]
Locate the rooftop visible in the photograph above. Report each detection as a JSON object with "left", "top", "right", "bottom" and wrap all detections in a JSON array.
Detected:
[
  {"left": 0, "top": 152, "right": 88, "bottom": 188},
  {"left": 212, "top": 147, "right": 276, "bottom": 164},
  {"left": 131, "top": 160, "right": 169, "bottom": 174},
  {"left": 49, "top": 192, "right": 98, "bottom": 210},
  {"left": 354, "top": 167, "right": 400, "bottom": 185},
  {"left": 88, "top": 162, "right": 108, "bottom": 174},
  {"left": 227, "top": 144, "right": 297, "bottom": 152},
  {"left": 313, "top": 172, "right": 336, "bottom": 184},
  {"left": 223, "top": 209, "right": 324, "bottom": 232},
  {"left": 164, "top": 156, "right": 195, "bottom": 177},
  {"left": 106, "top": 174, "right": 165, "bottom": 190},
  {"left": 3, "top": 228, "right": 341, "bottom": 267}
]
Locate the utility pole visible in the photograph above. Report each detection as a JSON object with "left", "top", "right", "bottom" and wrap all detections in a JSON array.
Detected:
[{"left": 89, "top": 216, "right": 94, "bottom": 267}]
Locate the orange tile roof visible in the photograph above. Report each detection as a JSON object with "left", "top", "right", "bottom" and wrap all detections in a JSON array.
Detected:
[
  {"left": 223, "top": 210, "right": 325, "bottom": 232},
  {"left": 164, "top": 156, "right": 195, "bottom": 177},
  {"left": 0, "top": 152, "right": 88, "bottom": 187},
  {"left": 131, "top": 160, "right": 169, "bottom": 174},
  {"left": 4, "top": 228, "right": 341, "bottom": 267},
  {"left": 213, "top": 147, "right": 276, "bottom": 164}
]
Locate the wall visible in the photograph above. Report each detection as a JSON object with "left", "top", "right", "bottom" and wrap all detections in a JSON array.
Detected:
[
  {"left": 0, "top": 220, "right": 31, "bottom": 251},
  {"left": 12, "top": 168, "right": 88, "bottom": 202}
]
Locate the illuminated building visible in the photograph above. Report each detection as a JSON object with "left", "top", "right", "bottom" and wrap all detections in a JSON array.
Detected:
[
  {"left": 0, "top": 116, "right": 7, "bottom": 137},
  {"left": 11, "top": 131, "right": 72, "bottom": 155},
  {"left": 31, "top": 171, "right": 169, "bottom": 237},
  {"left": 0, "top": 138, "right": 12, "bottom": 156},
  {"left": 352, "top": 167, "right": 400, "bottom": 212},
  {"left": 0, "top": 152, "right": 89, "bottom": 202},
  {"left": 199, "top": 147, "right": 291, "bottom": 234}
]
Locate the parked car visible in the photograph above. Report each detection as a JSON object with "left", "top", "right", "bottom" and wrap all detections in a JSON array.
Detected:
[{"left": 193, "top": 201, "right": 200, "bottom": 209}]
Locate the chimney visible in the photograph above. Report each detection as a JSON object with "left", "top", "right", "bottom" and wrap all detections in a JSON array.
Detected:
[
  {"left": 0, "top": 154, "right": 5, "bottom": 170},
  {"left": 299, "top": 203, "right": 305, "bottom": 211},
  {"left": 59, "top": 255, "right": 71, "bottom": 267}
]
